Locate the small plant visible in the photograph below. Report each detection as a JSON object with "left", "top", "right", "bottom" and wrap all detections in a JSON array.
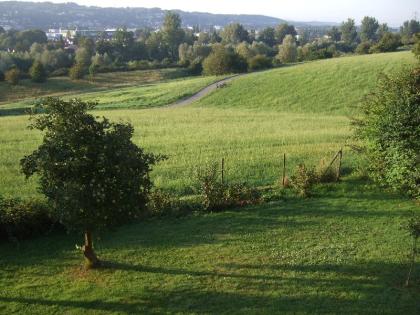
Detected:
[
  {"left": 147, "top": 189, "right": 177, "bottom": 217},
  {"left": 5, "top": 68, "right": 20, "bottom": 85},
  {"left": 316, "top": 159, "right": 338, "bottom": 183},
  {"left": 405, "top": 215, "right": 420, "bottom": 287},
  {"left": 290, "top": 163, "right": 318, "bottom": 197},
  {"left": 195, "top": 163, "right": 225, "bottom": 211}
]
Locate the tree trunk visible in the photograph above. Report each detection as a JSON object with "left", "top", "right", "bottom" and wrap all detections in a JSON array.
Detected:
[{"left": 83, "top": 230, "right": 100, "bottom": 268}]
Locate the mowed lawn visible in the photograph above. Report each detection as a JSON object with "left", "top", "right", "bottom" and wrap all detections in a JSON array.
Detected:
[
  {"left": 0, "top": 179, "right": 419, "bottom": 314},
  {"left": 0, "top": 51, "right": 419, "bottom": 314}
]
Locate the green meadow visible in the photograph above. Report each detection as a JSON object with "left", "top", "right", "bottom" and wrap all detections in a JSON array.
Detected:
[{"left": 0, "top": 51, "right": 419, "bottom": 314}]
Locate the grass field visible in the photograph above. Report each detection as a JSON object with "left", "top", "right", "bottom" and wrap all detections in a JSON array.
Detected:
[
  {"left": 0, "top": 68, "right": 189, "bottom": 105},
  {"left": 0, "top": 179, "right": 419, "bottom": 314},
  {"left": 0, "top": 51, "right": 419, "bottom": 314}
]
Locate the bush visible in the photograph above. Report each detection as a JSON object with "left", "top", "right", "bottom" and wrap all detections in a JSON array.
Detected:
[
  {"left": 0, "top": 70, "right": 4, "bottom": 82},
  {"left": 354, "top": 66, "right": 420, "bottom": 199},
  {"left": 49, "top": 67, "right": 69, "bottom": 77},
  {"left": 316, "top": 159, "right": 339, "bottom": 183},
  {"left": 248, "top": 54, "right": 273, "bottom": 71},
  {"left": 290, "top": 164, "right": 318, "bottom": 197},
  {"left": 69, "top": 62, "right": 85, "bottom": 80},
  {"left": 29, "top": 61, "right": 47, "bottom": 83},
  {"left": 202, "top": 45, "right": 247, "bottom": 75},
  {"left": 356, "top": 41, "right": 372, "bottom": 55},
  {"left": 370, "top": 33, "right": 401, "bottom": 53},
  {"left": 195, "top": 163, "right": 261, "bottom": 211},
  {"left": 0, "top": 197, "right": 55, "bottom": 241},
  {"left": 5, "top": 68, "right": 20, "bottom": 85},
  {"left": 147, "top": 190, "right": 177, "bottom": 217}
]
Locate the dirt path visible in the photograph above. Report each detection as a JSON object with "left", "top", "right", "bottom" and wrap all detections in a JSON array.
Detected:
[{"left": 167, "top": 74, "right": 246, "bottom": 108}]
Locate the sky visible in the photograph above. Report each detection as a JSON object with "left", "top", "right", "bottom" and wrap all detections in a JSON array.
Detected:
[{"left": 8, "top": 0, "right": 420, "bottom": 26}]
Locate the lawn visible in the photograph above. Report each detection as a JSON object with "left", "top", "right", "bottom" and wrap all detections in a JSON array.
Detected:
[
  {"left": 0, "top": 51, "right": 419, "bottom": 314},
  {"left": 0, "top": 178, "right": 419, "bottom": 314}
]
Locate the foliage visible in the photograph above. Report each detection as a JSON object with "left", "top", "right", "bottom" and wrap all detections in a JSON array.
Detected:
[
  {"left": 370, "top": 33, "right": 401, "bottom": 53},
  {"left": 248, "top": 54, "right": 273, "bottom": 71},
  {"left": 202, "top": 45, "right": 247, "bottom": 75},
  {"left": 275, "top": 23, "right": 297, "bottom": 44},
  {"left": 0, "top": 196, "right": 55, "bottom": 241},
  {"left": 277, "top": 35, "right": 297, "bottom": 63},
  {"left": 5, "top": 68, "right": 20, "bottom": 85},
  {"left": 340, "top": 18, "right": 358, "bottom": 46},
  {"left": 69, "top": 62, "right": 85, "bottom": 80},
  {"left": 404, "top": 214, "right": 420, "bottom": 286},
  {"left": 354, "top": 66, "right": 420, "bottom": 199},
  {"left": 0, "top": 70, "right": 4, "bottom": 82},
  {"left": 221, "top": 23, "right": 249, "bottom": 45},
  {"left": 290, "top": 163, "right": 318, "bottom": 197},
  {"left": 29, "top": 60, "right": 47, "bottom": 83},
  {"left": 195, "top": 163, "right": 260, "bottom": 211},
  {"left": 356, "top": 41, "right": 372, "bottom": 55},
  {"left": 360, "top": 16, "right": 380, "bottom": 42},
  {"left": 162, "top": 12, "right": 185, "bottom": 61},
  {"left": 412, "top": 34, "right": 420, "bottom": 60}
]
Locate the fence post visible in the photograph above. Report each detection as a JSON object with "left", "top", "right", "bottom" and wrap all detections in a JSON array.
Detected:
[
  {"left": 337, "top": 148, "right": 343, "bottom": 181},
  {"left": 282, "top": 153, "right": 286, "bottom": 187},
  {"left": 221, "top": 158, "right": 225, "bottom": 184}
]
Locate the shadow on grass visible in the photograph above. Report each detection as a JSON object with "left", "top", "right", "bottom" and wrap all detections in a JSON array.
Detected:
[{"left": 1, "top": 260, "right": 419, "bottom": 314}]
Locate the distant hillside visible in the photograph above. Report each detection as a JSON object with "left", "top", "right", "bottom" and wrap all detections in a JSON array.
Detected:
[{"left": 0, "top": 1, "right": 286, "bottom": 30}]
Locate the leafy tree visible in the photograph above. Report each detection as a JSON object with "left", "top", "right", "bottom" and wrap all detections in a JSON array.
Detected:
[
  {"left": 29, "top": 60, "right": 47, "bottom": 83},
  {"left": 275, "top": 23, "right": 297, "bottom": 44},
  {"left": 69, "top": 62, "right": 85, "bottom": 80},
  {"left": 75, "top": 47, "right": 92, "bottom": 69},
  {"left": 327, "top": 26, "right": 341, "bottom": 42},
  {"left": 413, "top": 34, "right": 420, "bottom": 60},
  {"left": 202, "top": 44, "right": 247, "bottom": 75},
  {"left": 21, "top": 98, "right": 161, "bottom": 267},
  {"left": 370, "top": 33, "right": 401, "bottom": 53},
  {"left": 277, "top": 35, "right": 297, "bottom": 63},
  {"left": 377, "top": 23, "right": 389, "bottom": 40},
  {"left": 235, "top": 42, "right": 255, "bottom": 60},
  {"left": 360, "top": 16, "right": 380, "bottom": 42},
  {"left": 5, "top": 68, "right": 20, "bottom": 85},
  {"left": 162, "top": 12, "right": 185, "bottom": 61},
  {"left": 400, "top": 19, "right": 420, "bottom": 44},
  {"left": 258, "top": 27, "right": 276, "bottom": 47},
  {"left": 221, "top": 23, "right": 249, "bottom": 45},
  {"left": 354, "top": 66, "right": 420, "bottom": 199},
  {"left": 248, "top": 54, "right": 272, "bottom": 71},
  {"left": 340, "top": 18, "right": 358, "bottom": 46},
  {"left": 356, "top": 41, "right": 372, "bottom": 55}
]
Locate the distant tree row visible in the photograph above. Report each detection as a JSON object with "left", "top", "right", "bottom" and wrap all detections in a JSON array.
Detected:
[{"left": 0, "top": 14, "right": 419, "bottom": 84}]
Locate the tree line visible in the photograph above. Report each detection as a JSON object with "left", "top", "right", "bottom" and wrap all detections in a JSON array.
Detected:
[{"left": 0, "top": 14, "right": 419, "bottom": 84}]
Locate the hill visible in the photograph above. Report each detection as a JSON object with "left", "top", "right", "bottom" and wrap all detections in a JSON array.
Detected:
[
  {"left": 0, "top": 1, "right": 286, "bottom": 30},
  {"left": 195, "top": 51, "right": 415, "bottom": 115}
]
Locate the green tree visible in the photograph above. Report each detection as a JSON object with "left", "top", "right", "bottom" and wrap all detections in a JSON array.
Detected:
[
  {"left": 69, "top": 62, "right": 85, "bottom": 80},
  {"left": 354, "top": 66, "right": 420, "bottom": 199},
  {"left": 340, "top": 18, "right": 358, "bottom": 46},
  {"left": 277, "top": 35, "right": 297, "bottom": 63},
  {"left": 162, "top": 12, "right": 185, "bottom": 61},
  {"left": 5, "top": 68, "right": 20, "bottom": 85},
  {"left": 327, "top": 26, "right": 341, "bottom": 42},
  {"left": 29, "top": 60, "right": 47, "bottom": 83},
  {"left": 413, "top": 34, "right": 420, "bottom": 60},
  {"left": 275, "top": 23, "right": 297, "bottom": 44},
  {"left": 20, "top": 98, "right": 161, "bottom": 267},
  {"left": 360, "top": 16, "right": 380, "bottom": 42},
  {"left": 400, "top": 19, "right": 420, "bottom": 44},
  {"left": 370, "top": 32, "right": 401, "bottom": 53},
  {"left": 221, "top": 23, "right": 249, "bottom": 45},
  {"left": 202, "top": 44, "right": 247, "bottom": 75},
  {"left": 258, "top": 27, "right": 276, "bottom": 47}
]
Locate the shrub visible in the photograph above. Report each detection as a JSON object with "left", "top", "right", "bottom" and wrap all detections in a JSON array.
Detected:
[
  {"left": 0, "top": 70, "right": 4, "bottom": 82},
  {"left": 69, "top": 62, "right": 85, "bottom": 80},
  {"left": 202, "top": 45, "right": 247, "bottom": 75},
  {"left": 49, "top": 67, "right": 69, "bottom": 77},
  {"left": 370, "top": 33, "right": 401, "bottom": 53},
  {"left": 290, "top": 164, "right": 318, "bottom": 197},
  {"left": 405, "top": 215, "right": 420, "bottom": 286},
  {"left": 356, "top": 41, "right": 372, "bottom": 55},
  {"left": 248, "top": 54, "right": 272, "bottom": 71},
  {"left": 354, "top": 66, "right": 420, "bottom": 199},
  {"left": 0, "top": 197, "right": 55, "bottom": 241},
  {"left": 5, "top": 68, "right": 20, "bottom": 85},
  {"left": 195, "top": 163, "right": 261, "bottom": 211},
  {"left": 29, "top": 61, "right": 47, "bottom": 83},
  {"left": 147, "top": 190, "right": 177, "bottom": 217}
]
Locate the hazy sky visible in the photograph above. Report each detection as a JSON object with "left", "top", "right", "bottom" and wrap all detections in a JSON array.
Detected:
[{"left": 8, "top": 0, "right": 420, "bottom": 26}]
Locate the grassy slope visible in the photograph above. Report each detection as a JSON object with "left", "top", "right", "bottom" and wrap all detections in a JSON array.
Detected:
[
  {"left": 0, "top": 52, "right": 419, "bottom": 314},
  {"left": 0, "top": 179, "right": 419, "bottom": 314},
  {"left": 195, "top": 52, "right": 415, "bottom": 115}
]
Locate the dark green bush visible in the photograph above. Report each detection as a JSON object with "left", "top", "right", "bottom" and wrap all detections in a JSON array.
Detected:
[
  {"left": 354, "top": 66, "right": 420, "bottom": 199},
  {"left": 0, "top": 197, "right": 55, "bottom": 241},
  {"left": 69, "top": 62, "right": 85, "bottom": 80},
  {"left": 5, "top": 68, "right": 20, "bottom": 85},
  {"left": 0, "top": 70, "right": 4, "bottom": 82},
  {"left": 248, "top": 54, "right": 273, "bottom": 71},
  {"left": 29, "top": 61, "right": 47, "bottom": 83}
]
